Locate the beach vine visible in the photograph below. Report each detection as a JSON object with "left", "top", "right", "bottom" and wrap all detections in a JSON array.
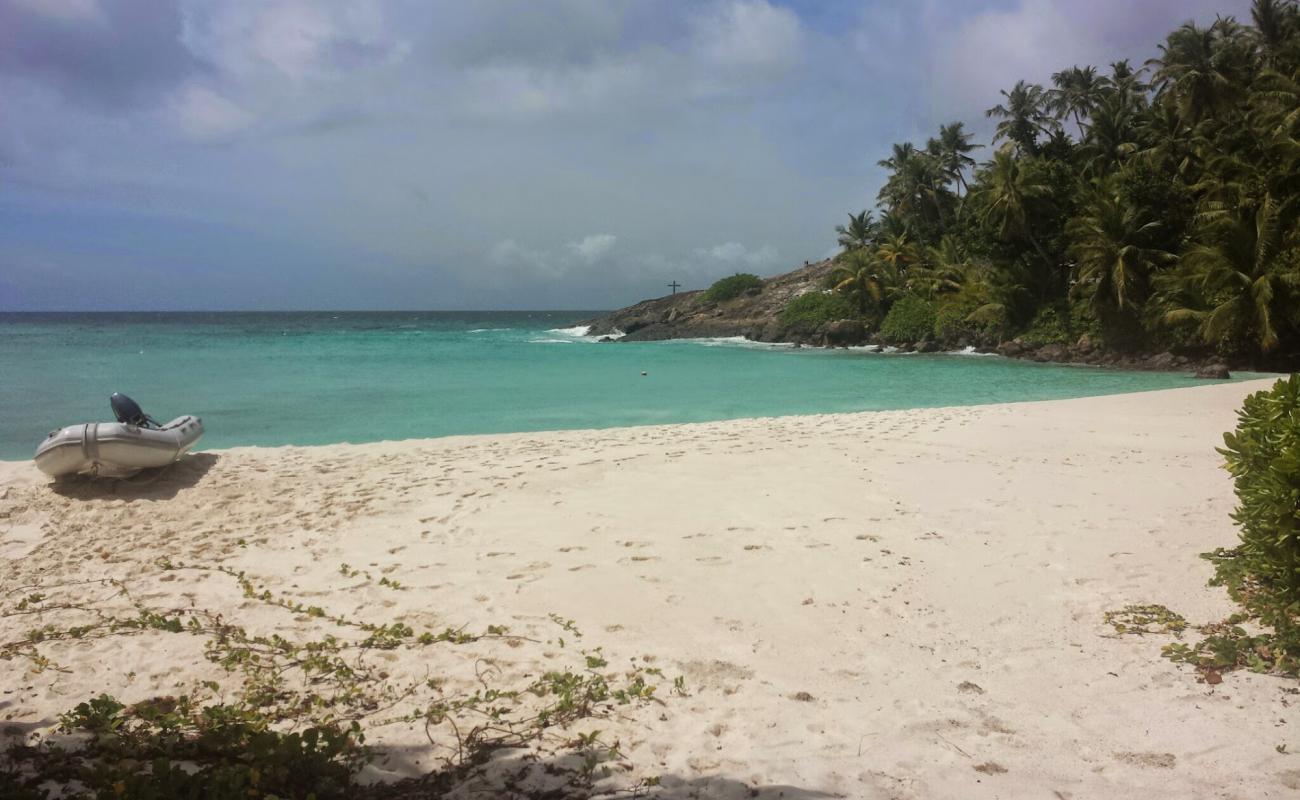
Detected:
[{"left": 0, "top": 560, "right": 673, "bottom": 799}]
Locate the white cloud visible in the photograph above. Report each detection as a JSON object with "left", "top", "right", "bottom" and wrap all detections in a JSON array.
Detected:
[
  {"left": 452, "top": 0, "right": 806, "bottom": 121},
  {"left": 488, "top": 232, "right": 618, "bottom": 279},
  {"left": 567, "top": 233, "right": 617, "bottom": 263},
  {"left": 458, "top": 59, "right": 654, "bottom": 119},
  {"left": 693, "top": 0, "right": 803, "bottom": 73},
  {"left": 695, "top": 241, "right": 781, "bottom": 268},
  {"left": 488, "top": 238, "right": 558, "bottom": 277},
  {"left": 179, "top": 0, "right": 407, "bottom": 84},
  {"left": 169, "top": 84, "right": 253, "bottom": 142}
]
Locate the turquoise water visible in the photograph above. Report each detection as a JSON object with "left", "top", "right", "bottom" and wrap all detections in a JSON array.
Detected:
[{"left": 0, "top": 312, "right": 1254, "bottom": 461}]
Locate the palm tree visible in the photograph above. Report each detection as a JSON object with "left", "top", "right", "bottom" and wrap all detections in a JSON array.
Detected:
[
  {"left": 1049, "top": 65, "right": 1103, "bottom": 138},
  {"left": 1147, "top": 21, "right": 1249, "bottom": 124},
  {"left": 876, "top": 232, "right": 918, "bottom": 274},
  {"left": 835, "top": 211, "right": 877, "bottom": 252},
  {"left": 1254, "top": 66, "right": 1300, "bottom": 137},
  {"left": 829, "top": 250, "right": 896, "bottom": 317},
  {"left": 876, "top": 142, "right": 918, "bottom": 174},
  {"left": 1134, "top": 97, "right": 1200, "bottom": 176},
  {"left": 1158, "top": 194, "right": 1299, "bottom": 353},
  {"left": 1068, "top": 178, "right": 1173, "bottom": 317},
  {"left": 1103, "top": 59, "right": 1148, "bottom": 105},
  {"left": 877, "top": 143, "right": 955, "bottom": 234},
  {"left": 970, "top": 146, "right": 1053, "bottom": 265},
  {"left": 909, "top": 236, "right": 969, "bottom": 299},
  {"left": 927, "top": 122, "right": 981, "bottom": 197},
  {"left": 1081, "top": 94, "right": 1139, "bottom": 176},
  {"left": 986, "top": 81, "right": 1055, "bottom": 154},
  {"left": 1250, "top": 0, "right": 1299, "bottom": 69}
]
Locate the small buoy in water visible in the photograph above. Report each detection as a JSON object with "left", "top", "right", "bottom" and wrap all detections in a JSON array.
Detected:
[{"left": 640, "top": 371, "right": 648, "bottom": 376}]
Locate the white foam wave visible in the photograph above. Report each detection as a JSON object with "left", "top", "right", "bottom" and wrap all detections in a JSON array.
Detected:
[
  {"left": 683, "top": 336, "right": 794, "bottom": 349},
  {"left": 946, "top": 345, "right": 999, "bottom": 357},
  {"left": 547, "top": 325, "right": 591, "bottom": 337},
  {"left": 468, "top": 328, "right": 508, "bottom": 333},
  {"left": 530, "top": 337, "right": 578, "bottom": 344}
]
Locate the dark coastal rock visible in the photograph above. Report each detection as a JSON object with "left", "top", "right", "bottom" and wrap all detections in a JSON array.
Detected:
[
  {"left": 1075, "top": 334, "right": 1095, "bottom": 355},
  {"left": 824, "top": 319, "right": 867, "bottom": 346},
  {"left": 1033, "top": 343, "right": 1068, "bottom": 362},
  {"left": 621, "top": 316, "right": 655, "bottom": 334},
  {"left": 1194, "top": 363, "right": 1231, "bottom": 379},
  {"left": 619, "top": 323, "right": 676, "bottom": 342},
  {"left": 757, "top": 322, "right": 787, "bottom": 342},
  {"left": 914, "top": 338, "right": 941, "bottom": 353},
  {"left": 1147, "top": 352, "right": 1177, "bottom": 370},
  {"left": 997, "top": 340, "right": 1027, "bottom": 358}
]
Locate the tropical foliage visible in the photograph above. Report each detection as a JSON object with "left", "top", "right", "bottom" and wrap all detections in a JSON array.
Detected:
[
  {"left": 702, "top": 272, "right": 764, "bottom": 302},
  {"left": 829, "top": 0, "right": 1300, "bottom": 366},
  {"left": 779, "top": 291, "right": 855, "bottom": 330}
]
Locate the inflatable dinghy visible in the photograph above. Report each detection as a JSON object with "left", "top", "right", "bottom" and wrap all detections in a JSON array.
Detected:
[{"left": 34, "top": 393, "right": 203, "bottom": 478}]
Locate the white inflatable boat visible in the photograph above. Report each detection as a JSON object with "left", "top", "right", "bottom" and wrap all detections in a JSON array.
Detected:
[{"left": 34, "top": 393, "right": 204, "bottom": 478}]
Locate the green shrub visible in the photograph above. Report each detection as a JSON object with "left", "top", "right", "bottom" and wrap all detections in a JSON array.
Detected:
[
  {"left": 878, "top": 294, "right": 936, "bottom": 343},
  {"left": 933, "top": 290, "right": 1006, "bottom": 345},
  {"left": 1019, "top": 306, "right": 1071, "bottom": 346},
  {"left": 702, "top": 273, "right": 763, "bottom": 302},
  {"left": 1163, "top": 375, "right": 1300, "bottom": 678},
  {"left": 1218, "top": 376, "right": 1300, "bottom": 640},
  {"left": 778, "top": 291, "right": 855, "bottom": 330}
]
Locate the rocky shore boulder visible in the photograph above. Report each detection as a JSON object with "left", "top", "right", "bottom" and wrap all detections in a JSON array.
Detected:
[
  {"left": 823, "top": 319, "right": 867, "bottom": 347},
  {"left": 997, "top": 339, "right": 1027, "bottom": 358},
  {"left": 1194, "top": 363, "right": 1231, "bottom": 379}
]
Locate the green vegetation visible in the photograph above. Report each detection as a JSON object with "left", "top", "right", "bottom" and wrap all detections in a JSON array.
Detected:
[
  {"left": 1110, "top": 377, "right": 1300, "bottom": 681},
  {"left": 778, "top": 291, "right": 855, "bottom": 329},
  {"left": 1104, "top": 604, "right": 1189, "bottom": 636},
  {"left": 1217, "top": 375, "right": 1300, "bottom": 642},
  {"left": 1165, "top": 375, "right": 1300, "bottom": 677},
  {"left": 702, "top": 273, "right": 763, "bottom": 303},
  {"left": 826, "top": 0, "right": 1300, "bottom": 365},
  {"left": 0, "top": 562, "right": 671, "bottom": 798},
  {"left": 878, "top": 295, "right": 936, "bottom": 343}
]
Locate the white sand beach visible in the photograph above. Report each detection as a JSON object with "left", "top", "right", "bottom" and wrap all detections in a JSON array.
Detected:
[{"left": 2, "top": 379, "right": 1298, "bottom": 798}]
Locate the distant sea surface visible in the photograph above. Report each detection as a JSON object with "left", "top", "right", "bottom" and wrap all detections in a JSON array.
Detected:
[{"left": 0, "top": 311, "right": 1260, "bottom": 460}]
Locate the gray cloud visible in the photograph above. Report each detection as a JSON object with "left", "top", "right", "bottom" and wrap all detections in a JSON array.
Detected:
[
  {"left": 0, "top": 0, "right": 1258, "bottom": 310},
  {"left": 0, "top": 0, "right": 198, "bottom": 110}
]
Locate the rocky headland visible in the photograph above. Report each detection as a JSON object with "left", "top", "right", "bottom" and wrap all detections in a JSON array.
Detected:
[{"left": 577, "top": 260, "right": 1245, "bottom": 378}]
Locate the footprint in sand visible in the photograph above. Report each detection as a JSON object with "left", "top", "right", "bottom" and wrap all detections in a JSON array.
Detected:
[{"left": 1114, "top": 751, "right": 1176, "bottom": 769}]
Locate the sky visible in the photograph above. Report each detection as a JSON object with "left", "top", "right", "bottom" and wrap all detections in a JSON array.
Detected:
[{"left": 0, "top": 0, "right": 1252, "bottom": 311}]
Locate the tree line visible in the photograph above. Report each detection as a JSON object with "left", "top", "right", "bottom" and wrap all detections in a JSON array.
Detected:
[{"left": 830, "top": 0, "right": 1300, "bottom": 367}]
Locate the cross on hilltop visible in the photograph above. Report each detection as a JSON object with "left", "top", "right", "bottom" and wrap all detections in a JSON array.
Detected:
[{"left": 668, "top": 281, "right": 681, "bottom": 295}]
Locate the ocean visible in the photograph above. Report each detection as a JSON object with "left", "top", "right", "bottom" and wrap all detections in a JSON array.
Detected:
[{"left": 0, "top": 311, "right": 1256, "bottom": 461}]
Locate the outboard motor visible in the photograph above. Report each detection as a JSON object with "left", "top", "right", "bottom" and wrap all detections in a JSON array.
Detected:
[{"left": 110, "top": 393, "right": 159, "bottom": 429}]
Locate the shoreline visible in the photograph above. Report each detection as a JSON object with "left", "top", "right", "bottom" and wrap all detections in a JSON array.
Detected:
[
  {"left": 1, "top": 373, "right": 1278, "bottom": 468},
  {"left": 3, "top": 379, "right": 1296, "bottom": 797}
]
